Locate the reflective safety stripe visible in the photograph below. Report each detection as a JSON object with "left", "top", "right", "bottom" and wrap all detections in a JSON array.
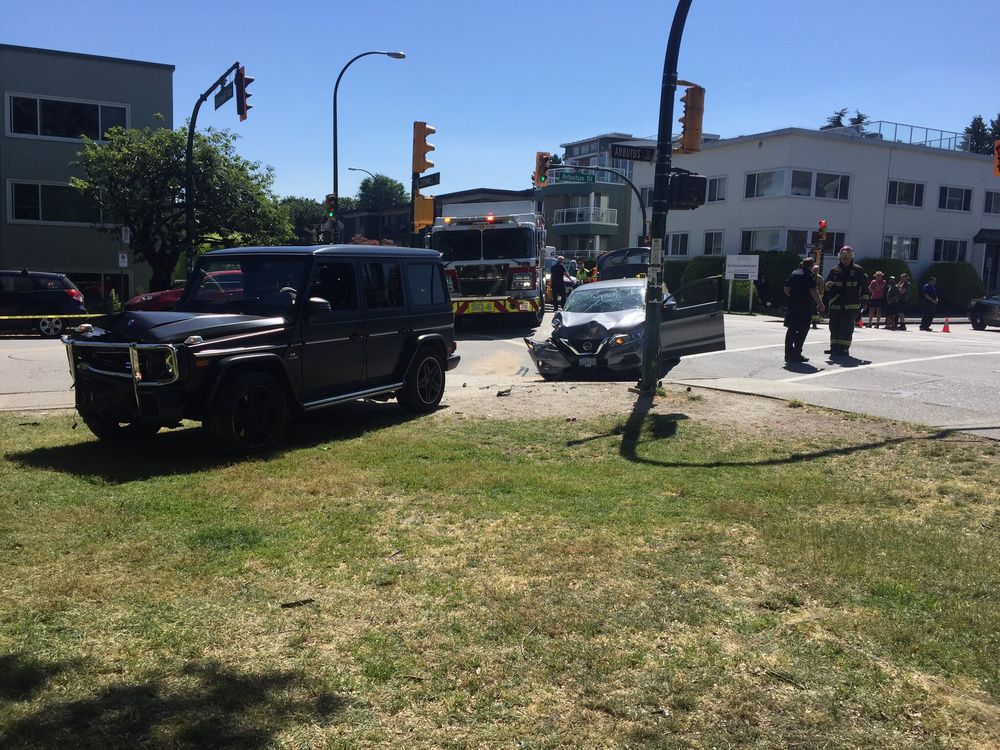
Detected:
[{"left": 831, "top": 338, "right": 853, "bottom": 346}]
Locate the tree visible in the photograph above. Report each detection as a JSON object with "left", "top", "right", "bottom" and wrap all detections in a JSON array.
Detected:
[
  {"left": 357, "top": 174, "right": 408, "bottom": 211},
  {"left": 72, "top": 126, "right": 293, "bottom": 291},
  {"left": 962, "top": 115, "right": 992, "bottom": 154},
  {"left": 989, "top": 112, "right": 1000, "bottom": 144},
  {"left": 822, "top": 108, "right": 849, "bottom": 129},
  {"left": 849, "top": 110, "right": 870, "bottom": 130},
  {"left": 279, "top": 196, "right": 323, "bottom": 245}
]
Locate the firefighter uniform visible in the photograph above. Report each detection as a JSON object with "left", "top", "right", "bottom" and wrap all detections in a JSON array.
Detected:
[{"left": 825, "top": 259, "right": 868, "bottom": 356}]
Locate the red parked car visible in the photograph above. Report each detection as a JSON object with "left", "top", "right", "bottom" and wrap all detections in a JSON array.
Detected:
[{"left": 125, "top": 271, "right": 243, "bottom": 311}]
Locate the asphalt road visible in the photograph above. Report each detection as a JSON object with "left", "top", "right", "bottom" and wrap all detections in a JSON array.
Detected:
[{"left": 3, "top": 315, "right": 999, "bottom": 439}]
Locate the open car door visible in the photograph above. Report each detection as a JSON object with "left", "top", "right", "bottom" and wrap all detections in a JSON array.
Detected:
[{"left": 660, "top": 275, "right": 726, "bottom": 359}]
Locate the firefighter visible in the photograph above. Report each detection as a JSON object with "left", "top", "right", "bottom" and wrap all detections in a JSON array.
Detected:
[{"left": 824, "top": 245, "right": 868, "bottom": 358}]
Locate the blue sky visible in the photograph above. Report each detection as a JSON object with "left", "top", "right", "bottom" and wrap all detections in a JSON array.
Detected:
[{"left": 4, "top": 0, "right": 996, "bottom": 202}]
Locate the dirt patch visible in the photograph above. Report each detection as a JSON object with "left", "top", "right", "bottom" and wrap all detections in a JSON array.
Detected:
[{"left": 439, "top": 378, "right": 924, "bottom": 443}]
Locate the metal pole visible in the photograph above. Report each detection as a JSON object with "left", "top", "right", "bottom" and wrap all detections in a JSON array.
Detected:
[
  {"left": 185, "top": 61, "right": 240, "bottom": 277},
  {"left": 639, "top": 0, "right": 693, "bottom": 394},
  {"left": 333, "top": 51, "right": 405, "bottom": 244}
]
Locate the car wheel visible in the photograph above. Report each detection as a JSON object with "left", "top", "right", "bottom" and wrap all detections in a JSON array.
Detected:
[
  {"left": 971, "top": 315, "right": 987, "bottom": 331},
  {"left": 208, "top": 371, "right": 289, "bottom": 454},
  {"left": 81, "top": 413, "right": 161, "bottom": 442},
  {"left": 398, "top": 348, "right": 445, "bottom": 413},
  {"left": 38, "top": 317, "right": 64, "bottom": 338}
]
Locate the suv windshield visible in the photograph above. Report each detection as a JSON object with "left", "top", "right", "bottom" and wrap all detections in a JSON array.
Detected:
[
  {"left": 564, "top": 285, "right": 644, "bottom": 314},
  {"left": 179, "top": 257, "right": 308, "bottom": 316}
]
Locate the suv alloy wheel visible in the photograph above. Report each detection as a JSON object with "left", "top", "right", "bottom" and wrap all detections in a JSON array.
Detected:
[
  {"left": 209, "top": 371, "right": 289, "bottom": 454},
  {"left": 397, "top": 348, "right": 445, "bottom": 413}
]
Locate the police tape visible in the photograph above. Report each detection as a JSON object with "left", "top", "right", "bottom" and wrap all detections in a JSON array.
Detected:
[{"left": 0, "top": 314, "right": 100, "bottom": 320}]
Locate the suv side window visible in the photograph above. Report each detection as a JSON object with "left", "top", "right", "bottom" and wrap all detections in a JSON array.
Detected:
[
  {"left": 406, "top": 262, "right": 448, "bottom": 306},
  {"left": 308, "top": 261, "right": 358, "bottom": 313},
  {"left": 12, "top": 275, "right": 33, "bottom": 293},
  {"left": 363, "top": 260, "right": 405, "bottom": 309}
]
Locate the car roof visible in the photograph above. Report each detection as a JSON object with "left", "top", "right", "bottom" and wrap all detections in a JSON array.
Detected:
[
  {"left": 0, "top": 269, "right": 67, "bottom": 278},
  {"left": 204, "top": 245, "right": 440, "bottom": 260}
]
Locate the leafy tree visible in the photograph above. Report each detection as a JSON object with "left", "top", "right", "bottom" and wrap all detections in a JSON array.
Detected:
[
  {"left": 279, "top": 196, "right": 323, "bottom": 245},
  {"left": 962, "top": 115, "right": 993, "bottom": 154},
  {"left": 357, "top": 174, "right": 408, "bottom": 211},
  {"left": 823, "top": 108, "right": 849, "bottom": 129},
  {"left": 338, "top": 196, "right": 359, "bottom": 213},
  {"left": 72, "top": 126, "right": 292, "bottom": 291}
]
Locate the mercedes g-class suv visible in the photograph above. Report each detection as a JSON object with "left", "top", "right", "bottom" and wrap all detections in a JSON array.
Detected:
[{"left": 62, "top": 246, "right": 459, "bottom": 453}]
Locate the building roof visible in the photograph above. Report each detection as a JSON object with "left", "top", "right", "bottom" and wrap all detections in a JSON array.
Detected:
[
  {"left": 560, "top": 132, "right": 633, "bottom": 148},
  {"left": 0, "top": 43, "right": 174, "bottom": 71}
]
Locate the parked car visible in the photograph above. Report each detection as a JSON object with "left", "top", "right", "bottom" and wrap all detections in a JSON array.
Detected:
[
  {"left": 968, "top": 291, "right": 1000, "bottom": 330},
  {"left": 0, "top": 269, "right": 87, "bottom": 337},
  {"left": 595, "top": 246, "right": 651, "bottom": 281},
  {"left": 62, "top": 246, "right": 459, "bottom": 453},
  {"left": 524, "top": 276, "right": 725, "bottom": 379},
  {"left": 125, "top": 280, "right": 187, "bottom": 311}
]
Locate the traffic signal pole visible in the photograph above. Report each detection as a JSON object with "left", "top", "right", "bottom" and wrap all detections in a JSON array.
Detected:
[{"left": 639, "top": 0, "right": 693, "bottom": 395}]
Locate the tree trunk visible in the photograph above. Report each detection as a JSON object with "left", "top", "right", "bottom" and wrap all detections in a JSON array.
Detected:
[{"left": 146, "top": 249, "right": 177, "bottom": 292}]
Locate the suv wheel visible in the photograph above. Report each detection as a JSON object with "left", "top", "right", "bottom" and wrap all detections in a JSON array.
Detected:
[
  {"left": 81, "top": 413, "right": 161, "bottom": 442},
  {"left": 208, "top": 372, "right": 289, "bottom": 454},
  {"left": 38, "top": 317, "right": 64, "bottom": 338},
  {"left": 398, "top": 348, "right": 445, "bottom": 413},
  {"left": 971, "top": 315, "right": 987, "bottom": 331}
]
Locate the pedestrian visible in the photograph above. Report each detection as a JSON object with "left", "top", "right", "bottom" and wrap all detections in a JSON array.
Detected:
[
  {"left": 868, "top": 271, "right": 887, "bottom": 328},
  {"left": 576, "top": 264, "right": 587, "bottom": 284},
  {"left": 824, "top": 246, "right": 869, "bottom": 358},
  {"left": 884, "top": 275, "right": 900, "bottom": 329},
  {"left": 783, "top": 256, "right": 825, "bottom": 363},
  {"left": 896, "top": 274, "right": 911, "bottom": 330},
  {"left": 919, "top": 275, "right": 939, "bottom": 331},
  {"left": 550, "top": 255, "right": 568, "bottom": 310},
  {"left": 811, "top": 264, "right": 823, "bottom": 329}
]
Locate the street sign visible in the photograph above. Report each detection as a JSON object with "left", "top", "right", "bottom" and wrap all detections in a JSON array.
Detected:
[
  {"left": 214, "top": 82, "right": 234, "bottom": 110},
  {"left": 725, "top": 254, "right": 759, "bottom": 281},
  {"left": 611, "top": 143, "right": 656, "bottom": 162},
  {"left": 555, "top": 171, "right": 596, "bottom": 183},
  {"left": 417, "top": 172, "right": 441, "bottom": 189},
  {"left": 118, "top": 252, "right": 129, "bottom": 269}
]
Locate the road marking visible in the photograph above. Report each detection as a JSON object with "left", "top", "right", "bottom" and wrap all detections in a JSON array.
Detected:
[{"left": 782, "top": 350, "right": 1000, "bottom": 382}]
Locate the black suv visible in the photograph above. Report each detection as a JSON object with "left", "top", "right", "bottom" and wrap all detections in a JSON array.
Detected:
[
  {"left": 0, "top": 269, "right": 88, "bottom": 337},
  {"left": 62, "top": 246, "right": 459, "bottom": 453}
]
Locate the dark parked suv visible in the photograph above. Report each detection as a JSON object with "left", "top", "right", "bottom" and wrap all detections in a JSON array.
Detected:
[
  {"left": 62, "top": 246, "right": 459, "bottom": 453},
  {"left": 0, "top": 269, "right": 87, "bottom": 337}
]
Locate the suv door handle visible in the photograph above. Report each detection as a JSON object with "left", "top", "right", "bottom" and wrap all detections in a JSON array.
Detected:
[{"left": 349, "top": 332, "right": 362, "bottom": 341}]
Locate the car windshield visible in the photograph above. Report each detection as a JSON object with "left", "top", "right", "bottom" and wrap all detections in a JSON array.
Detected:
[
  {"left": 178, "top": 257, "right": 308, "bottom": 316},
  {"left": 564, "top": 285, "right": 644, "bottom": 313},
  {"left": 545, "top": 258, "right": 578, "bottom": 274}
]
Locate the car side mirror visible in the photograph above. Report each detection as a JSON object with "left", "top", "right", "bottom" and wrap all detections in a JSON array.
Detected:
[
  {"left": 307, "top": 297, "right": 332, "bottom": 316},
  {"left": 662, "top": 295, "right": 677, "bottom": 312}
]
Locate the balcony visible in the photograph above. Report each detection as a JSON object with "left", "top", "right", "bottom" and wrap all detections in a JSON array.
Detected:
[{"left": 550, "top": 207, "right": 619, "bottom": 236}]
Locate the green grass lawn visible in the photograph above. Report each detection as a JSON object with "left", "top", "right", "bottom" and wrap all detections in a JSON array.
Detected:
[{"left": 1, "top": 400, "right": 998, "bottom": 748}]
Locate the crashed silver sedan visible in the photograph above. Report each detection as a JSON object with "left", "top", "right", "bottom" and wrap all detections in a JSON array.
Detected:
[{"left": 524, "top": 277, "right": 725, "bottom": 379}]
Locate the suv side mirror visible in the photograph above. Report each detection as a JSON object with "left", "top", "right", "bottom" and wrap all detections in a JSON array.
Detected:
[{"left": 307, "top": 297, "right": 332, "bottom": 317}]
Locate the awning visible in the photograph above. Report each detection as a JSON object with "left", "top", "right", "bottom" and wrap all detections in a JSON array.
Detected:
[{"left": 973, "top": 228, "right": 1000, "bottom": 243}]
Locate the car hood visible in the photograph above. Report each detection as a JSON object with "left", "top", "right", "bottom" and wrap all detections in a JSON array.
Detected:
[
  {"left": 553, "top": 308, "right": 645, "bottom": 337},
  {"left": 65, "top": 311, "right": 288, "bottom": 344}
]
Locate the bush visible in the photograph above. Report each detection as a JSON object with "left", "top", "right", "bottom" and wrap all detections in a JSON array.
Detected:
[
  {"left": 919, "top": 262, "right": 986, "bottom": 312},
  {"left": 755, "top": 251, "right": 802, "bottom": 311},
  {"left": 680, "top": 255, "right": 725, "bottom": 286},
  {"left": 662, "top": 260, "right": 689, "bottom": 292}
]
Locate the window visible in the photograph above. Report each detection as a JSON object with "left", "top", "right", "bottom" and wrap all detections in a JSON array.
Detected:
[
  {"left": 815, "top": 172, "right": 850, "bottom": 200},
  {"left": 10, "top": 182, "right": 101, "bottom": 224},
  {"left": 363, "top": 261, "right": 405, "bottom": 308},
  {"left": 786, "top": 229, "right": 809, "bottom": 255},
  {"left": 667, "top": 233, "right": 688, "bottom": 256},
  {"left": 309, "top": 262, "right": 358, "bottom": 312},
  {"left": 704, "top": 231, "right": 723, "bottom": 256},
  {"left": 933, "top": 239, "right": 967, "bottom": 262},
  {"left": 887, "top": 180, "right": 924, "bottom": 207},
  {"left": 706, "top": 176, "right": 727, "bottom": 203},
  {"left": 8, "top": 95, "right": 128, "bottom": 140},
  {"left": 741, "top": 228, "right": 781, "bottom": 253},
  {"left": 809, "top": 230, "right": 846, "bottom": 255},
  {"left": 882, "top": 236, "right": 919, "bottom": 261},
  {"left": 985, "top": 191, "right": 1000, "bottom": 215},
  {"left": 406, "top": 263, "right": 448, "bottom": 306},
  {"left": 791, "top": 170, "right": 812, "bottom": 196},
  {"left": 938, "top": 186, "right": 972, "bottom": 212},
  {"left": 745, "top": 170, "right": 784, "bottom": 198}
]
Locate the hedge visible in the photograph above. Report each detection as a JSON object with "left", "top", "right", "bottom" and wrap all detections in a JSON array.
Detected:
[
  {"left": 680, "top": 255, "right": 725, "bottom": 286},
  {"left": 662, "top": 260, "right": 690, "bottom": 293},
  {"left": 918, "top": 262, "right": 986, "bottom": 311}
]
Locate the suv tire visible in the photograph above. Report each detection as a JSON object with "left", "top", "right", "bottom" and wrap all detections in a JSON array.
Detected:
[
  {"left": 971, "top": 315, "right": 987, "bottom": 331},
  {"left": 208, "top": 371, "right": 289, "bottom": 454},
  {"left": 397, "top": 347, "right": 445, "bottom": 413},
  {"left": 81, "top": 413, "right": 161, "bottom": 442},
  {"left": 38, "top": 317, "right": 64, "bottom": 338}
]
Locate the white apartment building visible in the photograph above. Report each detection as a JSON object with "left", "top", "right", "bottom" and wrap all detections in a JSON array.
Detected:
[{"left": 611, "top": 124, "right": 1000, "bottom": 290}]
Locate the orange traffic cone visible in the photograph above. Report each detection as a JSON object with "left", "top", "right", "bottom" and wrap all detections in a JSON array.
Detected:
[
  {"left": 856, "top": 317, "right": 864, "bottom": 328},
  {"left": 942, "top": 318, "right": 951, "bottom": 333}
]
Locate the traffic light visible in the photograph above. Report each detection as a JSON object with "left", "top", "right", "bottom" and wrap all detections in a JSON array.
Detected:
[
  {"left": 994, "top": 139, "right": 1000, "bottom": 177},
  {"left": 676, "top": 84, "right": 705, "bottom": 154},
  {"left": 412, "top": 121, "right": 435, "bottom": 173},
  {"left": 532, "top": 151, "right": 551, "bottom": 188},
  {"left": 324, "top": 194, "right": 336, "bottom": 220},
  {"left": 235, "top": 66, "right": 254, "bottom": 122},
  {"left": 414, "top": 195, "right": 435, "bottom": 232},
  {"left": 818, "top": 219, "right": 828, "bottom": 241},
  {"left": 668, "top": 172, "right": 707, "bottom": 210}
]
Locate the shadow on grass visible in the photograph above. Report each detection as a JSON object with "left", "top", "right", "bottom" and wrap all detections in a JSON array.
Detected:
[
  {"left": 6, "top": 399, "right": 423, "bottom": 484},
  {"left": 0, "top": 655, "right": 344, "bottom": 749},
  {"left": 605, "top": 392, "right": 992, "bottom": 469}
]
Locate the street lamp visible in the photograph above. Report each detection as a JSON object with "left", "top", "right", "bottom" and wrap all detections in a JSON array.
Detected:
[
  {"left": 348, "top": 166, "right": 377, "bottom": 180},
  {"left": 332, "top": 50, "right": 405, "bottom": 242}
]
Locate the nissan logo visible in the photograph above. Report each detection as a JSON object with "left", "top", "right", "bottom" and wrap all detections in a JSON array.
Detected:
[{"left": 583, "top": 341, "right": 593, "bottom": 351}]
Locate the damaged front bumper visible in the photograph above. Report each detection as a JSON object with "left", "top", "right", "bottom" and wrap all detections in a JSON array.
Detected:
[{"left": 523, "top": 334, "right": 643, "bottom": 377}]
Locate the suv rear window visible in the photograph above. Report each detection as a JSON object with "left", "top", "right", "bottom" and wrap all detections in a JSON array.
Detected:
[{"left": 32, "top": 276, "right": 71, "bottom": 290}]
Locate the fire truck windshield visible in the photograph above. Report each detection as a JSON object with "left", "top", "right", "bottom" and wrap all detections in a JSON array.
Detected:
[
  {"left": 433, "top": 229, "right": 480, "bottom": 262},
  {"left": 483, "top": 228, "right": 534, "bottom": 260}
]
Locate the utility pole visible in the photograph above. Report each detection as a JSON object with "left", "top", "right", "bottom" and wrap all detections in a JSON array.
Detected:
[{"left": 638, "top": 0, "right": 694, "bottom": 394}]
